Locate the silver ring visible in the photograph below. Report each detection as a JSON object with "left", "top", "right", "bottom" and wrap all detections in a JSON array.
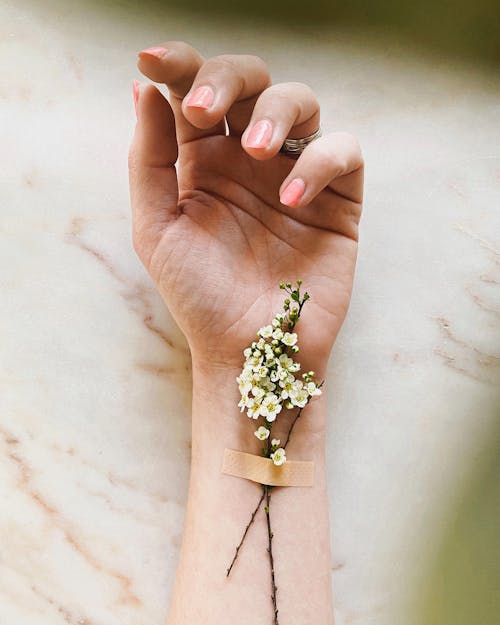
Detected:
[{"left": 279, "top": 127, "right": 322, "bottom": 158}]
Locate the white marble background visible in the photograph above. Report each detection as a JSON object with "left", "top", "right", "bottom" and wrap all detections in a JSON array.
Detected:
[{"left": 1, "top": 1, "right": 499, "bottom": 624}]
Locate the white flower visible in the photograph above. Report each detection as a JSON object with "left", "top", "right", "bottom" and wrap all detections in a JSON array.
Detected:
[
  {"left": 258, "top": 325, "right": 273, "bottom": 338},
  {"left": 281, "top": 332, "right": 298, "bottom": 347},
  {"left": 247, "top": 401, "right": 262, "bottom": 419},
  {"left": 241, "top": 364, "right": 254, "bottom": 379},
  {"left": 243, "top": 347, "right": 252, "bottom": 358},
  {"left": 271, "top": 438, "right": 280, "bottom": 447},
  {"left": 272, "top": 328, "right": 284, "bottom": 340},
  {"left": 272, "top": 318, "right": 281, "bottom": 328},
  {"left": 257, "top": 365, "right": 268, "bottom": 378},
  {"left": 249, "top": 354, "right": 263, "bottom": 369},
  {"left": 279, "top": 375, "right": 295, "bottom": 399},
  {"left": 252, "top": 386, "right": 265, "bottom": 399},
  {"left": 306, "top": 381, "right": 322, "bottom": 397},
  {"left": 254, "top": 426, "right": 270, "bottom": 440},
  {"left": 237, "top": 376, "right": 252, "bottom": 396},
  {"left": 290, "top": 388, "right": 308, "bottom": 408},
  {"left": 238, "top": 395, "right": 254, "bottom": 412},
  {"left": 277, "top": 367, "right": 289, "bottom": 381},
  {"left": 270, "top": 447, "right": 286, "bottom": 466},
  {"left": 278, "top": 354, "right": 294, "bottom": 370},
  {"left": 257, "top": 338, "right": 266, "bottom": 350},
  {"left": 260, "top": 393, "right": 282, "bottom": 422},
  {"left": 262, "top": 378, "right": 277, "bottom": 392}
]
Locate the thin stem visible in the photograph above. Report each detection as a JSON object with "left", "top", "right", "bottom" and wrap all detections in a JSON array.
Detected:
[
  {"left": 264, "top": 484, "right": 279, "bottom": 625},
  {"left": 282, "top": 406, "right": 303, "bottom": 449},
  {"left": 226, "top": 488, "right": 266, "bottom": 577},
  {"left": 283, "top": 379, "right": 324, "bottom": 449}
]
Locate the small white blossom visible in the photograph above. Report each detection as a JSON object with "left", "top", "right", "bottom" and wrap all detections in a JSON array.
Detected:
[
  {"left": 306, "top": 381, "right": 322, "bottom": 396},
  {"left": 252, "top": 386, "right": 265, "bottom": 399},
  {"left": 254, "top": 426, "right": 270, "bottom": 440},
  {"left": 262, "top": 378, "right": 277, "bottom": 392},
  {"left": 272, "top": 328, "right": 284, "bottom": 340},
  {"left": 237, "top": 377, "right": 252, "bottom": 396},
  {"left": 277, "top": 367, "right": 289, "bottom": 381},
  {"left": 278, "top": 354, "right": 294, "bottom": 370},
  {"left": 247, "top": 401, "right": 262, "bottom": 419},
  {"left": 243, "top": 347, "right": 252, "bottom": 358},
  {"left": 249, "top": 354, "right": 263, "bottom": 369},
  {"left": 258, "top": 325, "right": 273, "bottom": 338},
  {"left": 238, "top": 395, "right": 255, "bottom": 412},
  {"left": 271, "top": 438, "right": 280, "bottom": 447},
  {"left": 260, "top": 393, "right": 282, "bottom": 422},
  {"left": 281, "top": 332, "right": 298, "bottom": 346},
  {"left": 272, "top": 318, "right": 281, "bottom": 328},
  {"left": 279, "top": 375, "right": 295, "bottom": 399},
  {"left": 257, "top": 365, "right": 268, "bottom": 378},
  {"left": 270, "top": 447, "right": 286, "bottom": 466},
  {"left": 290, "top": 388, "right": 308, "bottom": 408}
]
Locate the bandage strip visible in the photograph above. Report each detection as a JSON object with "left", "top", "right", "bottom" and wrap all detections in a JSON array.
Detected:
[{"left": 221, "top": 448, "right": 314, "bottom": 487}]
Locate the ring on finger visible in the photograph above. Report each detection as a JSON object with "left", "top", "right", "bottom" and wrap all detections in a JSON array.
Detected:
[{"left": 279, "top": 126, "right": 322, "bottom": 158}]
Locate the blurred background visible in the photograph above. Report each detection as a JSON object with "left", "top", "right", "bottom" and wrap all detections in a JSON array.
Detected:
[
  {"left": 1, "top": 1, "right": 499, "bottom": 624},
  {"left": 153, "top": 0, "right": 500, "bottom": 65}
]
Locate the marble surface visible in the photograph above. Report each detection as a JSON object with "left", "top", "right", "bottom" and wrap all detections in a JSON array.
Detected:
[{"left": 1, "top": 1, "right": 499, "bottom": 624}]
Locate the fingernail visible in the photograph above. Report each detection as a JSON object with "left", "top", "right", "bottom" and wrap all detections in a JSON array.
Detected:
[
  {"left": 185, "top": 85, "right": 215, "bottom": 109},
  {"left": 132, "top": 79, "right": 141, "bottom": 117},
  {"left": 280, "top": 178, "right": 306, "bottom": 206},
  {"left": 245, "top": 120, "right": 273, "bottom": 148},
  {"left": 138, "top": 46, "right": 167, "bottom": 59}
]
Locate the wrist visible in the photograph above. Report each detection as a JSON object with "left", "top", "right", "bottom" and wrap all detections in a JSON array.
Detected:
[{"left": 189, "top": 354, "right": 327, "bottom": 469}]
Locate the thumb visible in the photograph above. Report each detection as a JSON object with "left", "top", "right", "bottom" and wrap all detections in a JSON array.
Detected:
[{"left": 128, "top": 81, "right": 179, "bottom": 265}]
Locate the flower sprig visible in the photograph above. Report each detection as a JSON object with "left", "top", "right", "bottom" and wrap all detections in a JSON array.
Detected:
[
  {"left": 235, "top": 280, "right": 322, "bottom": 465},
  {"left": 227, "top": 281, "right": 324, "bottom": 625}
]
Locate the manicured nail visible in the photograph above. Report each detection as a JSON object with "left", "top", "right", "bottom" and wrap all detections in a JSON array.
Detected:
[
  {"left": 280, "top": 178, "right": 306, "bottom": 206},
  {"left": 185, "top": 85, "right": 215, "bottom": 109},
  {"left": 245, "top": 120, "right": 273, "bottom": 148},
  {"left": 138, "top": 46, "right": 167, "bottom": 59},
  {"left": 132, "top": 80, "right": 141, "bottom": 117}
]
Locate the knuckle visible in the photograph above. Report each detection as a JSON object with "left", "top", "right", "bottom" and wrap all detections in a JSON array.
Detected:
[
  {"left": 165, "top": 40, "right": 202, "bottom": 61},
  {"left": 258, "top": 87, "right": 301, "bottom": 116}
]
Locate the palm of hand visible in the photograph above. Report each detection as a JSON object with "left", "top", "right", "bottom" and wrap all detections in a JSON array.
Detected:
[{"left": 146, "top": 133, "right": 361, "bottom": 367}]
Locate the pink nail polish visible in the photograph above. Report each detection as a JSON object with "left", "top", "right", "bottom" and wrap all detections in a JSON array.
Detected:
[
  {"left": 245, "top": 120, "right": 273, "bottom": 148},
  {"left": 132, "top": 80, "right": 141, "bottom": 117},
  {"left": 138, "top": 46, "right": 167, "bottom": 59},
  {"left": 280, "top": 178, "right": 306, "bottom": 206},
  {"left": 185, "top": 85, "right": 215, "bottom": 109}
]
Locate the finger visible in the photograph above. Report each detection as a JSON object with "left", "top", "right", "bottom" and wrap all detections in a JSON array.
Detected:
[
  {"left": 137, "top": 41, "right": 224, "bottom": 144},
  {"left": 128, "top": 81, "right": 179, "bottom": 265},
  {"left": 181, "top": 54, "right": 271, "bottom": 133},
  {"left": 278, "top": 132, "right": 364, "bottom": 231},
  {"left": 241, "top": 82, "right": 320, "bottom": 160}
]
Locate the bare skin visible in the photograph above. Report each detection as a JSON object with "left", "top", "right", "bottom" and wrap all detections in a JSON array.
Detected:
[{"left": 129, "top": 40, "right": 363, "bottom": 625}]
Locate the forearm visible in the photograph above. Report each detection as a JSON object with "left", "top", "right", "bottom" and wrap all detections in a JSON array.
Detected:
[{"left": 167, "top": 360, "right": 334, "bottom": 625}]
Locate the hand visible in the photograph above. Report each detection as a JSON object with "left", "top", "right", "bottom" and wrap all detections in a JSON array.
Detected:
[{"left": 129, "top": 41, "right": 363, "bottom": 374}]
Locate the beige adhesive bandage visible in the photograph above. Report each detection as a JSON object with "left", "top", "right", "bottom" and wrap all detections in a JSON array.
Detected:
[{"left": 221, "top": 448, "right": 314, "bottom": 487}]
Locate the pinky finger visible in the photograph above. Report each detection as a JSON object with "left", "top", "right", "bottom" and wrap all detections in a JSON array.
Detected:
[{"left": 278, "top": 131, "right": 364, "bottom": 208}]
